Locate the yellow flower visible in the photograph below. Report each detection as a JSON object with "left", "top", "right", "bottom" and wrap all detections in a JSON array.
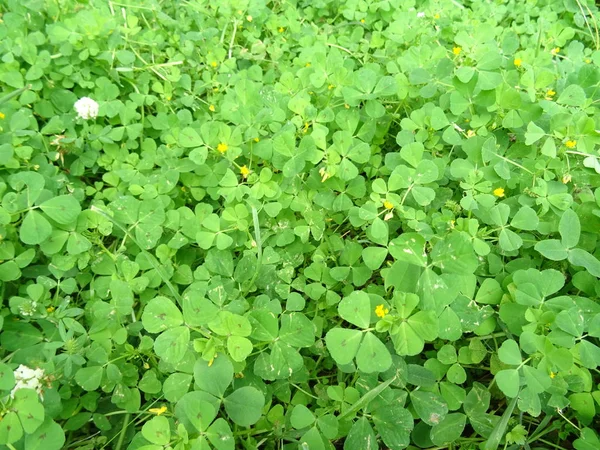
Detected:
[
  {"left": 0, "top": 112, "right": 5, "bottom": 120},
  {"left": 305, "top": 62, "right": 311, "bottom": 67},
  {"left": 466, "top": 130, "right": 476, "bottom": 138},
  {"left": 344, "top": 103, "right": 350, "bottom": 109},
  {"left": 383, "top": 200, "right": 394, "bottom": 210},
  {"left": 551, "top": 47, "right": 560, "bottom": 55},
  {"left": 565, "top": 140, "right": 576, "bottom": 148},
  {"left": 434, "top": 13, "right": 440, "bottom": 19},
  {"left": 493, "top": 187, "right": 505, "bottom": 197},
  {"left": 149, "top": 405, "right": 168, "bottom": 416},
  {"left": 328, "top": 84, "right": 335, "bottom": 90},
  {"left": 278, "top": 27, "right": 284, "bottom": 33},
  {"left": 550, "top": 371, "right": 556, "bottom": 379},
  {"left": 546, "top": 89, "right": 556, "bottom": 97},
  {"left": 209, "top": 104, "right": 215, "bottom": 112},
  {"left": 253, "top": 137, "right": 259, "bottom": 142},
  {"left": 240, "top": 165, "right": 250, "bottom": 178},
  {"left": 360, "top": 19, "right": 365, "bottom": 24},
  {"left": 46, "top": 306, "right": 55, "bottom": 313},
  {"left": 246, "top": 15, "right": 253, "bottom": 22},
  {"left": 217, "top": 143, "right": 229, "bottom": 153},
  {"left": 585, "top": 58, "right": 591, "bottom": 64},
  {"left": 562, "top": 173, "right": 572, "bottom": 184},
  {"left": 514, "top": 58, "right": 522, "bottom": 67},
  {"left": 375, "top": 304, "right": 389, "bottom": 318},
  {"left": 210, "top": 61, "right": 218, "bottom": 68},
  {"left": 303, "top": 122, "right": 310, "bottom": 133},
  {"left": 453, "top": 46, "right": 461, "bottom": 55}
]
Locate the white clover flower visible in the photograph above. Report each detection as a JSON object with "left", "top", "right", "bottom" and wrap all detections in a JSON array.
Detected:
[
  {"left": 11, "top": 364, "right": 45, "bottom": 399},
  {"left": 74, "top": 97, "right": 99, "bottom": 120},
  {"left": 14, "top": 365, "right": 29, "bottom": 378},
  {"left": 19, "top": 300, "right": 37, "bottom": 317},
  {"left": 417, "top": 12, "right": 425, "bottom": 18}
]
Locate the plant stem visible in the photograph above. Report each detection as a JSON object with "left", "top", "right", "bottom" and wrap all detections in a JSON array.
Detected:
[
  {"left": 114, "top": 413, "right": 131, "bottom": 450},
  {"left": 228, "top": 19, "right": 238, "bottom": 59},
  {"left": 0, "top": 85, "right": 31, "bottom": 106},
  {"left": 537, "top": 438, "right": 569, "bottom": 450}
]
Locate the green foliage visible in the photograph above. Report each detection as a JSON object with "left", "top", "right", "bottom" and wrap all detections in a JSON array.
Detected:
[{"left": 0, "top": 0, "right": 600, "bottom": 449}]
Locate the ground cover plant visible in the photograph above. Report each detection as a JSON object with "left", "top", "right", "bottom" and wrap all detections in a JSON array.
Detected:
[{"left": 1, "top": 0, "right": 600, "bottom": 448}]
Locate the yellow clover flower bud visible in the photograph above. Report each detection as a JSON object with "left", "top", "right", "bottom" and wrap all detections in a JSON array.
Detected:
[
  {"left": 375, "top": 304, "right": 389, "bottom": 318},
  {"left": 149, "top": 405, "right": 168, "bottom": 416}
]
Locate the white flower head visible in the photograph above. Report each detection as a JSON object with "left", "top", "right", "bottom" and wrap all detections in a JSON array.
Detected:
[
  {"left": 11, "top": 364, "right": 46, "bottom": 399},
  {"left": 14, "top": 365, "right": 30, "bottom": 378},
  {"left": 417, "top": 12, "right": 425, "bottom": 18},
  {"left": 18, "top": 299, "right": 38, "bottom": 317},
  {"left": 74, "top": 97, "right": 99, "bottom": 120}
]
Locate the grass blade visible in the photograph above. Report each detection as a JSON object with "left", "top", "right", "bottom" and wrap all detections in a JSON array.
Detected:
[{"left": 484, "top": 394, "right": 519, "bottom": 450}]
